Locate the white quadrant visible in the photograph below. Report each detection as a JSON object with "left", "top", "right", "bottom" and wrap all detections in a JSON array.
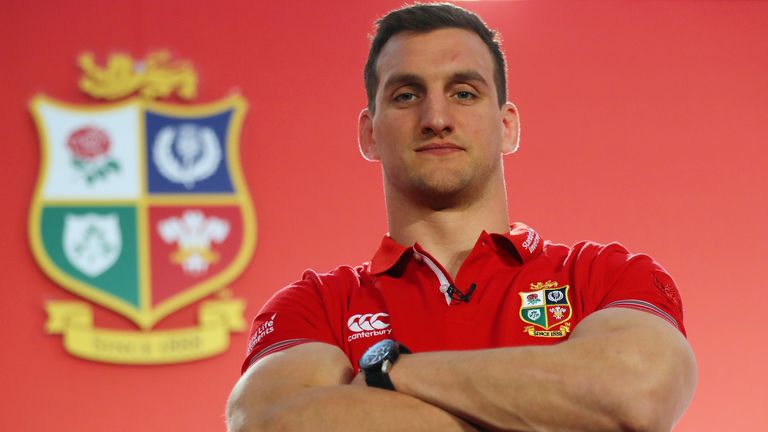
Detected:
[{"left": 37, "top": 99, "right": 141, "bottom": 200}]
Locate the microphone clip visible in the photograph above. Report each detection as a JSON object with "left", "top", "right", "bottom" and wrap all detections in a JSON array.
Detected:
[{"left": 446, "top": 283, "right": 477, "bottom": 303}]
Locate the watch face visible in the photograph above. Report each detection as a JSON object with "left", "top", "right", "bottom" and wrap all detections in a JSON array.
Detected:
[{"left": 360, "top": 339, "right": 395, "bottom": 368}]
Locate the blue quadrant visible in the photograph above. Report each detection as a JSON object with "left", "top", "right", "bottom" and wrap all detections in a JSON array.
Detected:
[{"left": 145, "top": 110, "right": 235, "bottom": 193}]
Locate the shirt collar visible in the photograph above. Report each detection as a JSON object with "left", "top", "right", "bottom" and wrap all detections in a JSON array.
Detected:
[{"left": 368, "top": 222, "right": 544, "bottom": 275}]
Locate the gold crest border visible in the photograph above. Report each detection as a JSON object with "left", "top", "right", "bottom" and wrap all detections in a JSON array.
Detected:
[
  {"left": 519, "top": 285, "right": 573, "bottom": 330},
  {"left": 28, "top": 94, "right": 256, "bottom": 329}
]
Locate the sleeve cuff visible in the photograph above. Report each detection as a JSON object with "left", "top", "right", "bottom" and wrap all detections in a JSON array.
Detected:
[
  {"left": 602, "top": 299, "right": 682, "bottom": 332},
  {"left": 241, "top": 338, "right": 315, "bottom": 374}
]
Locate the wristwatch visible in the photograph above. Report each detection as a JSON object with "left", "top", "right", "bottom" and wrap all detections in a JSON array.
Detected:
[{"left": 358, "top": 339, "right": 411, "bottom": 391}]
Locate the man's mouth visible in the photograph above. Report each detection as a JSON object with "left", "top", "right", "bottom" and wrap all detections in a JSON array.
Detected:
[{"left": 415, "top": 143, "right": 464, "bottom": 154}]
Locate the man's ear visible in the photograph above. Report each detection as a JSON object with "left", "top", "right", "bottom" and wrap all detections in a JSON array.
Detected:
[
  {"left": 358, "top": 108, "right": 380, "bottom": 161},
  {"left": 500, "top": 102, "right": 520, "bottom": 155}
]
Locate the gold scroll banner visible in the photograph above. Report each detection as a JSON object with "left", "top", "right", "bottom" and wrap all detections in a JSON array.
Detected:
[
  {"left": 523, "top": 324, "right": 571, "bottom": 338},
  {"left": 45, "top": 298, "right": 245, "bottom": 365}
]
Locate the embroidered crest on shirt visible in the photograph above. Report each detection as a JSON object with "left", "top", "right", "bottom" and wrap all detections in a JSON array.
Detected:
[{"left": 520, "top": 281, "right": 572, "bottom": 338}]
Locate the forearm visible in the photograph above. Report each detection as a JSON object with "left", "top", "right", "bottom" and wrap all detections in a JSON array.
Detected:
[
  {"left": 258, "top": 384, "right": 479, "bottom": 432},
  {"left": 227, "top": 342, "right": 479, "bottom": 432},
  {"left": 392, "top": 345, "right": 622, "bottom": 431},
  {"left": 389, "top": 310, "right": 696, "bottom": 431}
]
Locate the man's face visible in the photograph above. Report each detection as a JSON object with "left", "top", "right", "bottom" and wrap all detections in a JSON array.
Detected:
[{"left": 358, "top": 28, "right": 518, "bottom": 207}]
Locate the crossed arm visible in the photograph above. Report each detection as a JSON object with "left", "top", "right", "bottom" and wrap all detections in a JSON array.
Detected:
[{"left": 226, "top": 308, "right": 697, "bottom": 431}]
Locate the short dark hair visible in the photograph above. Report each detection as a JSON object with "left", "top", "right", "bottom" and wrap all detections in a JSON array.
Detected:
[{"left": 364, "top": 2, "right": 507, "bottom": 113}]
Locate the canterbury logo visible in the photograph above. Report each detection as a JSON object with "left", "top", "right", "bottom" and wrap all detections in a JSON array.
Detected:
[{"left": 347, "top": 313, "right": 390, "bottom": 332}]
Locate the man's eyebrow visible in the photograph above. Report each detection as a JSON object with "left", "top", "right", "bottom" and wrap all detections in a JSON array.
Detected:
[
  {"left": 450, "top": 70, "right": 489, "bottom": 87},
  {"left": 381, "top": 70, "right": 489, "bottom": 91},
  {"left": 382, "top": 73, "right": 423, "bottom": 91}
]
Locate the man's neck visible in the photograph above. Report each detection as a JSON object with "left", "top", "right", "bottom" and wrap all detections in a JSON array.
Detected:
[{"left": 385, "top": 177, "right": 510, "bottom": 279}]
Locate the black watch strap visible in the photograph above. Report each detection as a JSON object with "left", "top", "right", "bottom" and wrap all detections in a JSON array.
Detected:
[
  {"left": 360, "top": 340, "right": 411, "bottom": 391},
  {"left": 363, "top": 366, "right": 396, "bottom": 390}
]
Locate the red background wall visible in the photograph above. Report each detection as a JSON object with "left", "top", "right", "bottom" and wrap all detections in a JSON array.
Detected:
[{"left": 2, "top": 1, "right": 766, "bottom": 430}]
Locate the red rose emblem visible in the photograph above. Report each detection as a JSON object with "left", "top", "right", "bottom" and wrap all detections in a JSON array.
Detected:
[{"left": 67, "top": 127, "right": 110, "bottom": 160}]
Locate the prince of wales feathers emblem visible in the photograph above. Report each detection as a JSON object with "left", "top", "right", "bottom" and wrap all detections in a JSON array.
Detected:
[{"left": 28, "top": 52, "right": 255, "bottom": 364}]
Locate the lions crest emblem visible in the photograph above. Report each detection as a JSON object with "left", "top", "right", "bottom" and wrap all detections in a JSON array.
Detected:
[
  {"left": 520, "top": 280, "right": 573, "bottom": 338},
  {"left": 29, "top": 52, "right": 255, "bottom": 364}
]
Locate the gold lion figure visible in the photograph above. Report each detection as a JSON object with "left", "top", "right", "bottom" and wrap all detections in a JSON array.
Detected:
[{"left": 78, "top": 51, "right": 198, "bottom": 101}]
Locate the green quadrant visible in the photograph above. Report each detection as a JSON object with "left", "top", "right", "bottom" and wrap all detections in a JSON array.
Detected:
[
  {"left": 522, "top": 307, "right": 546, "bottom": 327},
  {"left": 41, "top": 205, "right": 139, "bottom": 306}
]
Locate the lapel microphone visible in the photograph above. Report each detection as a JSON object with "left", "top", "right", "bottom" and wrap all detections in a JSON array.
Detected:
[{"left": 446, "top": 283, "right": 477, "bottom": 303}]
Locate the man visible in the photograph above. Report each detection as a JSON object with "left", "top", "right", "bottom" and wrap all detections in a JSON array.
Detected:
[{"left": 227, "top": 3, "right": 697, "bottom": 431}]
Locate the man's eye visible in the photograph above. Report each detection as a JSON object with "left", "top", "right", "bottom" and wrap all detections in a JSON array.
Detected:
[
  {"left": 394, "top": 92, "right": 416, "bottom": 102},
  {"left": 455, "top": 91, "right": 476, "bottom": 100}
]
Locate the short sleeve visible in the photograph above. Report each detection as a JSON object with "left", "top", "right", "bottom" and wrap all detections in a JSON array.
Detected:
[
  {"left": 586, "top": 243, "right": 686, "bottom": 336},
  {"left": 240, "top": 270, "right": 338, "bottom": 373}
]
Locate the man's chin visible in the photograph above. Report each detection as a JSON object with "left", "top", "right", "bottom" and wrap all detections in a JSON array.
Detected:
[{"left": 410, "top": 179, "right": 475, "bottom": 211}]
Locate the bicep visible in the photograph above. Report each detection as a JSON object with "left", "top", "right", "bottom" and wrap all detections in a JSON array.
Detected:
[
  {"left": 570, "top": 307, "right": 691, "bottom": 355},
  {"left": 569, "top": 308, "right": 697, "bottom": 427},
  {"left": 227, "top": 342, "right": 354, "bottom": 429}
]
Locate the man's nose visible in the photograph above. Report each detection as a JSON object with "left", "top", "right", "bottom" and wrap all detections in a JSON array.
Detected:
[{"left": 419, "top": 94, "right": 454, "bottom": 138}]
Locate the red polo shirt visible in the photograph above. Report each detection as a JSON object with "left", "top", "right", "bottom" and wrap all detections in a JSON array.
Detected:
[{"left": 242, "top": 223, "right": 685, "bottom": 373}]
